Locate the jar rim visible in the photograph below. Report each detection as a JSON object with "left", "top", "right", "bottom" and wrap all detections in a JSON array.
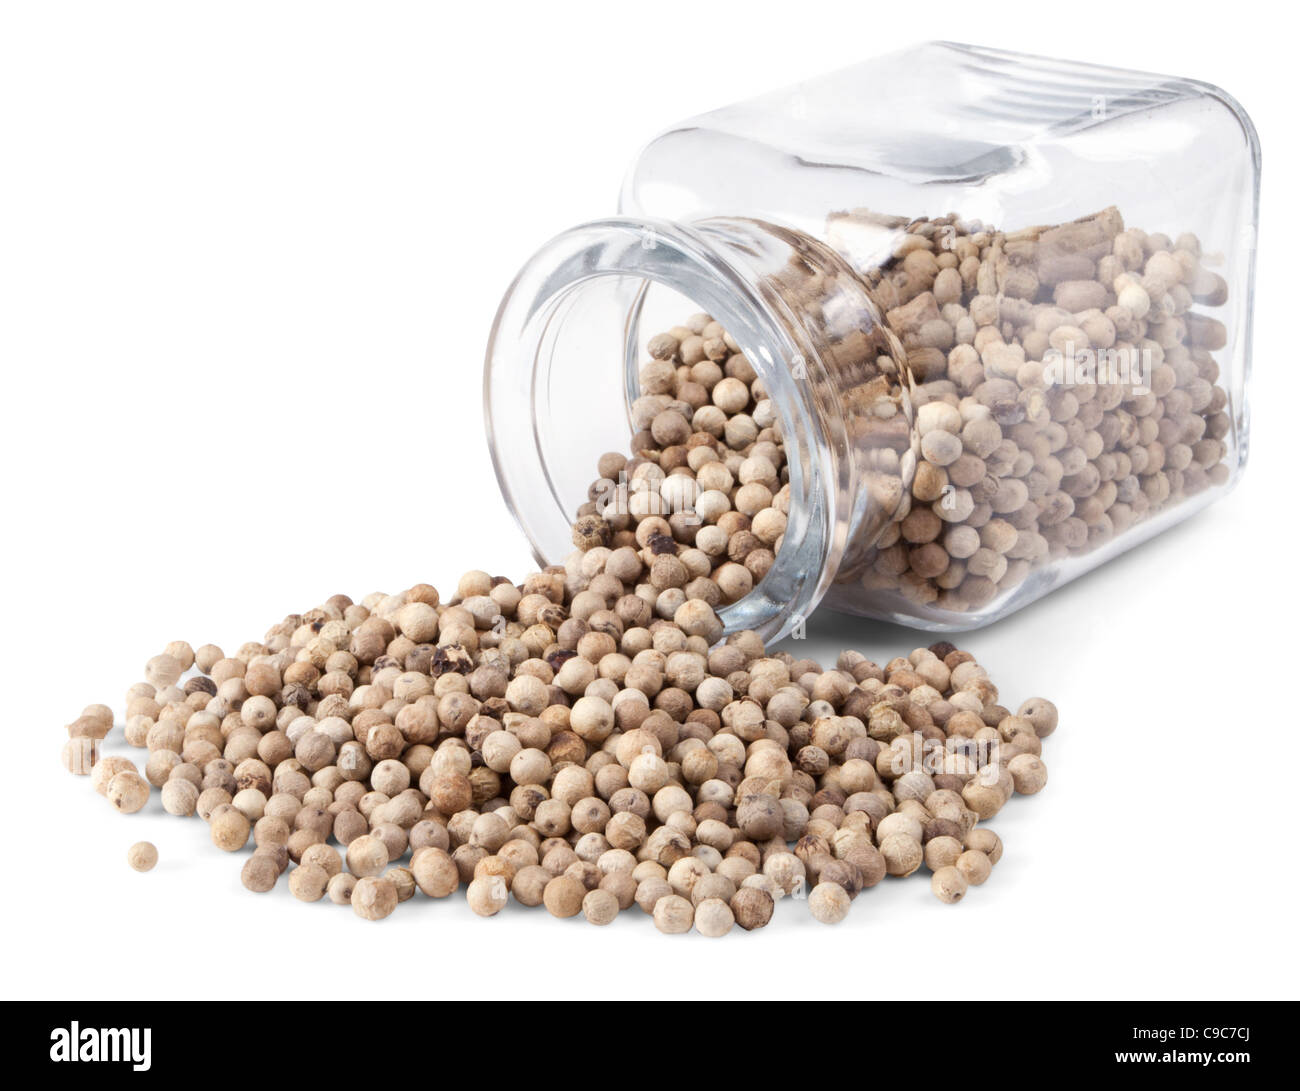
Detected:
[{"left": 483, "top": 215, "right": 849, "bottom": 642}]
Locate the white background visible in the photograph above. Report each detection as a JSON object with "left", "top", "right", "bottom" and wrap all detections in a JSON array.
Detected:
[{"left": 1, "top": 0, "right": 1295, "bottom": 1002}]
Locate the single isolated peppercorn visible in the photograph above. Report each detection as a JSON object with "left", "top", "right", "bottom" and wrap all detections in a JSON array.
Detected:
[{"left": 126, "top": 842, "right": 157, "bottom": 872}]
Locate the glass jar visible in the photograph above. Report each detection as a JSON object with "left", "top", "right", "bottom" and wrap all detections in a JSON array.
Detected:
[{"left": 485, "top": 42, "right": 1259, "bottom": 641}]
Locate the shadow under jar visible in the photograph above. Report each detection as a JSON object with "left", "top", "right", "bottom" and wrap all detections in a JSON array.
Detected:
[{"left": 486, "top": 42, "right": 1260, "bottom": 642}]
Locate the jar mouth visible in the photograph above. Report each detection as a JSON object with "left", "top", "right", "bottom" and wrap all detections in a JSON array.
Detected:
[{"left": 484, "top": 216, "right": 849, "bottom": 643}]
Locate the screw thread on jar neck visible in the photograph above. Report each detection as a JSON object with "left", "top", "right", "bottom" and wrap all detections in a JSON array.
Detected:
[{"left": 485, "top": 215, "right": 912, "bottom": 642}]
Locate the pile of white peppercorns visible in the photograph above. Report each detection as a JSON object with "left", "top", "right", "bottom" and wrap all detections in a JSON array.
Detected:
[{"left": 62, "top": 566, "right": 1055, "bottom": 933}]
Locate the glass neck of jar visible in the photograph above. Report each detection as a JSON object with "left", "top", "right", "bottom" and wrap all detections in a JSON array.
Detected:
[{"left": 484, "top": 215, "right": 912, "bottom": 642}]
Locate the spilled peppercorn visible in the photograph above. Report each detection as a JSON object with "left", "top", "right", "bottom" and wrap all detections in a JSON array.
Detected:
[{"left": 64, "top": 568, "right": 1054, "bottom": 931}]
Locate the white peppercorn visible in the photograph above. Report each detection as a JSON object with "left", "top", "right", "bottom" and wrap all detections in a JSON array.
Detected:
[
  {"left": 161, "top": 778, "right": 199, "bottom": 817},
  {"left": 144, "top": 654, "right": 183, "bottom": 689},
  {"left": 289, "top": 863, "right": 330, "bottom": 902},
  {"left": 879, "top": 833, "right": 923, "bottom": 877},
  {"left": 351, "top": 875, "right": 398, "bottom": 920},
  {"left": 694, "top": 897, "right": 734, "bottom": 937},
  {"left": 924, "top": 835, "right": 964, "bottom": 872},
  {"left": 543, "top": 875, "right": 586, "bottom": 918},
  {"left": 388, "top": 866, "right": 416, "bottom": 902},
  {"left": 931, "top": 865, "right": 969, "bottom": 904},
  {"left": 211, "top": 808, "right": 250, "bottom": 851},
  {"left": 964, "top": 827, "right": 1003, "bottom": 864},
  {"left": 635, "top": 877, "right": 673, "bottom": 915},
  {"left": 300, "top": 843, "right": 342, "bottom": 877},
  {"left": 955, "top": 849, "right": 993, "bottom": 887},
  {"left": 1008, "top": 753, "right": 1049, "bottom": 795},
  {"left": 411, "top": 846, "right": 459, "bottom": 898},
  {"left": 467, "top": 875, "right": 510, "bottom": 917},
  {"left": 107, "top": 771, "right": 150, "bottom": 814},
  {"left": 730, "top": 886, "right": 774, "bottom": 931},
  {"left": 328, "top": 872, "right": 358, "bottom": 905},
  {"left": 196, "top": 786, "right": 231, "bottom": 821},
  {"left": 653, "top": 893, "right": 694, "bottom": 934},
  {"left": 194, "top": 644, "right": 223, "bottom": 674},
  {"left": 808, "top": 881, "right": 851, "bottom": 924},
  {"left": 599, "top": 870, "right": 637, "bottom": 909},
  {"left": 582, "top": 887, "right": 620, "bottom": 926},
  {"left": 345, "top": 834, "right": 389, "bottom": 878},
  {"left": 1017, "top": 698, "right": 1058, "bottom": 737},
  {"left": 241, "top": 853, "right": 279, "bottom": 893},
  {"left": 126, "top": 841, "right": 157, "bottom": 872}
]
